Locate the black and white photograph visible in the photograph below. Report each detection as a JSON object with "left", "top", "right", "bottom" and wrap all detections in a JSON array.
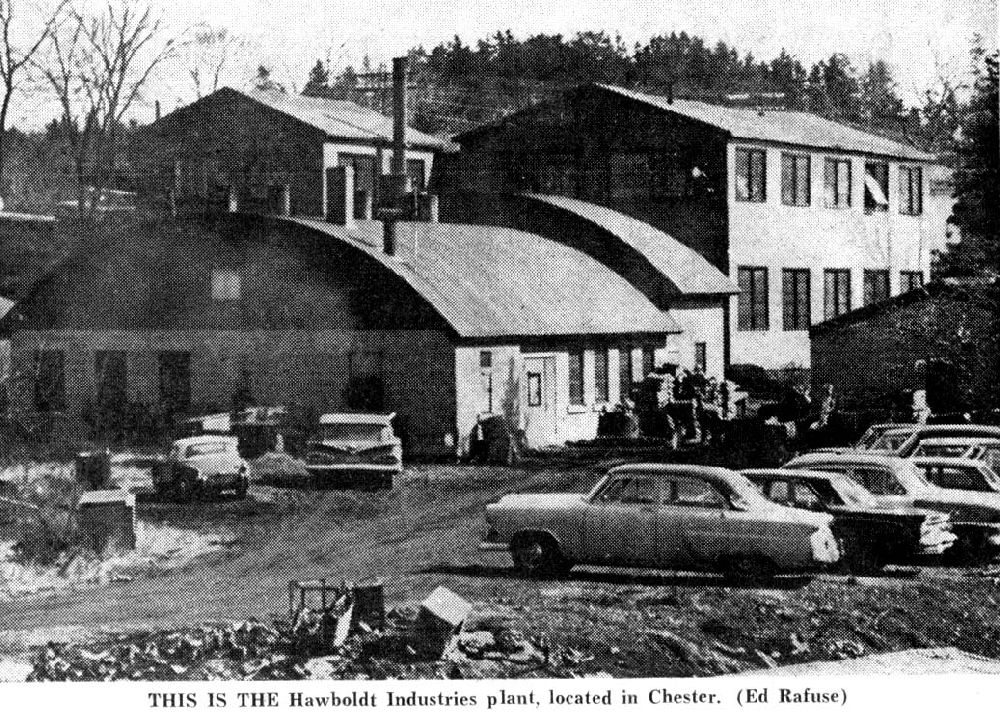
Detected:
[{"left": 0, "top": 0, "right": 996, "bottom": 699}]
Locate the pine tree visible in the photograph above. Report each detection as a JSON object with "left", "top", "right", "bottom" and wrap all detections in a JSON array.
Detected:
[{"left": 302, "top": 60, "right": 329, "bottom": 97}]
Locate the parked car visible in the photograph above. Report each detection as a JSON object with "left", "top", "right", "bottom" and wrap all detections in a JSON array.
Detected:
[
  {"left": 854, "top": 424, "right": 1000, "bottom": 458},
  {"left": 913, "top": 457, "right": 1000, "bottom": 494},
  {"left": 153, "top": 435, "right": 249, "bottom": 501},
  {"left": 743, "top": 468, "right": 956, "bottom": 572},
  {"left": 480, "top": 463, "right": 841, "bottom": 578},
  {"left": 785, "top": 452, "right": 1000, "bottom": 562},
  {"left": 910, "top": 437, "right": 1000, "bottom": 461},
  {"left": 304, "top": 412, "right": 402, "bottom": 490}
]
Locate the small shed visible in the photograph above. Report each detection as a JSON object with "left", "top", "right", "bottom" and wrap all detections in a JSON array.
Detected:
[
  {"left": 810, "top": 280, "right": 999, "bottom": 417},
  {"left": 78, "top": 489, "right": 137, "bottom": 554}
]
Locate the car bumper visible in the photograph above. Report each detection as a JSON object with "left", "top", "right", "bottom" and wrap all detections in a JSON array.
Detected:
[
  {"left": 811, "top": 529, "right": 841, "bottom": 564},
  {"left": 479, "top": 541, "right": 509, "bottom": 552},
  {"left": 305, "top": 464, "right": 402, "bottom": 474}
]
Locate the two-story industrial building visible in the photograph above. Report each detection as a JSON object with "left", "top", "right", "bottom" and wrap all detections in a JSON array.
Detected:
[{"left": 449, "top": 83, "right": 953, "bottom": 372}]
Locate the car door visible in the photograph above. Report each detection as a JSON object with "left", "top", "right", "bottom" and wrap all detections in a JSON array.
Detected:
[
  {"left": 666, "top": 477, "right": 733, "bottom": 565},
  {"left": 582, "top": 474, "right": 662, "bottom": 566}
]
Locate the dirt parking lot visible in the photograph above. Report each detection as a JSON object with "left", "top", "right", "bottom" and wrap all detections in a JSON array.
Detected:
[{"left": 3, "top": 459, "right": 1000, "bottom": 679}]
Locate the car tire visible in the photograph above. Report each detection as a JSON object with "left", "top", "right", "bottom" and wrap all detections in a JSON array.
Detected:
[
  {"left": 950, "top": 531, "right": 989, "bottom": 566},
  {"left": 721, "top": 555, "right": 778, "bottom": 583},
  {"left": 843, "top": 547, "right": 884, "bottom": 575},
  {"left": 510, "top": 535, "right": 570, "bottom": 578}
]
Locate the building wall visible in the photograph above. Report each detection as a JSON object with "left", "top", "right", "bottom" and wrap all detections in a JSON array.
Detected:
[
  {"left": 454, "top": 336, "right": 674, "bottom": 454},
  {"left": 726, "top": 141, "right": 944, "bottom": 370},
  {"left": 8, "top": 328, "right": 458, "bottom": 456},
  {"left": 810, "top": 293, "right": 998, "bottom": 413},
  {"left": 671, "top": 299, "right": 727, "bottom": 378}
]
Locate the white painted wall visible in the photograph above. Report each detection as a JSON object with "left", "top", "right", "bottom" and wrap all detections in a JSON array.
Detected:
[
  {"left": 321, "top": 143, "right": 436, "bottom": 217},
  {"left": 725, "top": 141, "right": 946, "bottom": 369},
  {"left": 671, "top": 302, "right": 726, "bottom": 378}
]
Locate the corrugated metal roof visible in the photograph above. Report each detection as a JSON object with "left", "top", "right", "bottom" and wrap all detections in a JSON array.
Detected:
[
  {"left": 240, "top": 89, "right": 456, "bottom": 152},
  {"left": 521, "top": 194, "right": 737, "bottom": 296},
  {"left": 285, "top": 217, "right": 680, "bottom": 339},
  {"left": 594, "top": 84, "right": 936, "bottom": 162}
]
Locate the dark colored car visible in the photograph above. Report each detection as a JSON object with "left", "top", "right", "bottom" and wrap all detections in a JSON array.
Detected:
[
  {"left": 743, "top": 467, "right": 956, "bottom": 572},
  {"left": 152, "top": 436, "right": 250, "bottom": 501}
]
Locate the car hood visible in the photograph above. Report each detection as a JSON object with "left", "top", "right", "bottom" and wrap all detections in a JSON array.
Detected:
[{"left": 178, "top": 455, "right": 244, "bottom": 473}]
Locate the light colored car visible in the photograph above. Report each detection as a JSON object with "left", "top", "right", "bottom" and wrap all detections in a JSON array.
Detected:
[
  {"left": 304, "top": 412, "right": 402, "bottom": 490},
  {"left": 480, "top": 463, "right": 840, "bottom": 578},
  {"left": 786, "top": 452, "right": 1000, "bottom": 562},
  {"left": 744, "top": 468, "right": 955, "bottom": 572},
  {"left": 153, "top": 435, "right": 249, "bottom": 501},
  {"left": 914, "top": 457, "right": 1000, "bottom": 494},
  {"left": 856, "top": 424, "right": 1000, "bottom": 458}
]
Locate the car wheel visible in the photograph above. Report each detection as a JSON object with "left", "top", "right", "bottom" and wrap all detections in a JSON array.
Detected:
[
  {"left": 950, "top": 531, "right": 989, "bottom": 566},
  {"left": 843, "top": 547, "right": 884, "bottom": 575},
  {"left": 174, "top": 479, "right": 194, "bottom": 503},
  {"left": 721, "top": 555, "right": 778, "bottom": 583},
  {"left": 510, "top": 535, "right": 570, "bottom": 578}
]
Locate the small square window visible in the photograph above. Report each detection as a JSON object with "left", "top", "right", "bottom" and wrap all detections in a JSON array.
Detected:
[
  {"left": 211, "top": 268, "right": 241, "bottom": 301},
  {"left": 479, "top": 350, "right": 492, "bottom": 368}
]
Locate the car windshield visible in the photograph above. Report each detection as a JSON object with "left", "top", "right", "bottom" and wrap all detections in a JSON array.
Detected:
[
  {"left": 827, "top": 476, "right": 875, "bottom": 505},
  {"left": 920, "top": 464, "right": 994, "bottom": 492},
  {"left": 867, "top": 430, "right": 913, "bottom": 452},
  {"left": 184, "top": 442, "right": 231, "bottom": 458},
  {"left": 912, "top": 443, "right": 971, "bottom": 458},
  {"left": 856, "top": 425, "right": 911, "bottom": 450},
  {"left": 322, "top": 423, "right": 385, "bottom": 441}
]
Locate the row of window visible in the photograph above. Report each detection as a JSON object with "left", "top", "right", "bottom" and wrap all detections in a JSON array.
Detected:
[
  {"left": 734, "top": 147, "right": 924, "bottom": 215},
  {"left": 737, "top": 267, "right": 924, "bottom": 331},
  {"left": 33, "top": 350, "right": 192, "bottom": 413},
  {"left": 562, "top": 344, "right": 707, "bottom": 407}
]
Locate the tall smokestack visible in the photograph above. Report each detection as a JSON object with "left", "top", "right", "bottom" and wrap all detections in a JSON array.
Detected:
[
  {"left": 155, "top": 99, "right": 161, "bottom": 121},
  {"left": 391, "top": 56, "right": 407, "bottom": 182}
]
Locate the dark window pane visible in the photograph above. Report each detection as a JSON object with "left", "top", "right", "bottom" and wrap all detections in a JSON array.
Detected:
[
  {"left": 595, "top": 348, "right": 609, "bottom": 403},
  {"left": 95, "top": 351, "right": 127, "bottom": 410},
  {"left": 641, "top": 346, "right": 656, "bottom": 376},
  {"left": 34, "top": 350, "right": 66, "bottom": 412},
  {"left": 159, "top": 351, "right": 191, "bottom": 411},
  {"left": 864, "top": 162, "right": 889, "bottom": 213},
  {"left": 738, "top": 266, "right": 769, "bottom": 331},
  {"left": 735, "top": 148, "right": 766, "bottom": 202},
  {"left": 568, "top": 349, "right": 584, "bottom": 406},
  {"left": 694, "top": 342, "right": 707, "bottom": 373},
  {"left": 619, "top": 347, "right": 633, "bottom": 399},
  {"left": 783, "top": 269, "right": 811, "bottom": 330},
  {"left": 824, "top": 269, "right": 852, "bottom": 319},
  {"left": 782, "top": 153, "right": 810, "bottom": 206},
  {"left": 864, "top": 270, "right": 890, "bottom": 305},
  {"left": 901, "top": 271, "right": 924, "bottom": 293}
]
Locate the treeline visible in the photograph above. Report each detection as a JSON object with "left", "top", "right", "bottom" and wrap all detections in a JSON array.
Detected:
[{"left": 302, "top": 29, "right": 963, "bottom": 149}]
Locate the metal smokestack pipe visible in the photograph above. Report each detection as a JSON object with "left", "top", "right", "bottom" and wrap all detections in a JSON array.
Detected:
[{"left": 391, "top": 56, "right": 407, "bottom": 184}]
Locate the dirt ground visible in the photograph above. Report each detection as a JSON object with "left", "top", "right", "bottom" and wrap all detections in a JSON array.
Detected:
[{"left": 4, "top": 458, "right": 1000, "bottom": 680}]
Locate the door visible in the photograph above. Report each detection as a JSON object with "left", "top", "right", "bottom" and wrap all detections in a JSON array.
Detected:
[
  {"left": 582, "top": 474, "right": 662, "bottom": 565},
  {"left": 668, "top": 476, "right": 734, "bottom": 565},
  {"left": 522, "top": 355, "right": 557, "bottom": 447}
]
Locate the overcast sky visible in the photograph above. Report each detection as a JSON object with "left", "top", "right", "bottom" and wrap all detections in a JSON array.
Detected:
[{"left": 15, "top": 0, "right": 1000, "bottom": 127}]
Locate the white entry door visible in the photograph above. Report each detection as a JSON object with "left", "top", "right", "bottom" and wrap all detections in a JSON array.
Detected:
[{"left": 522, "top": 355, "right": 558, "bottom": 447}]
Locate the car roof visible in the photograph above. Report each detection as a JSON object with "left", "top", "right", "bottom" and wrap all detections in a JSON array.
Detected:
[
  {"left": 912, "top": 456, "right": 991, "bottom": 468},
  {"left": 787, "top": 452, "right": 914, "bottom": 469},
  {"left": 742, "top": 467, "right": 851, "bottom": 482},
  {"left": 172, "top": 435, "right": 239, "bottom": 447},
  {"left": 910, "top": 425, "right": 1000, "bottom": 437},
  {"left": 609, "top": 463, "right": 743, "bottom": 485},
  {"left": 319, "top": 412, "right": 396, "bottom": 425}
]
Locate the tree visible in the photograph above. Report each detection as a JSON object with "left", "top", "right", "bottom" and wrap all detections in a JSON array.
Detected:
[
  {"left": 859, "top": 59, "right": 904, "bottom": 127},
  {"left": 41, "top": 1, "right": 176, "bottom": 214},
  {"left": 301, "top": 59, "right": 328, "bottom": 96},
  {"left": 253, "top": 64, "right": 284, "bottom": 93},
  {"left": 184, "top": 25, "right": 244, "bottom": 98},
  {"left": 935, "top": 47, "right": 999, "bottom": 278},
  {"left": 0, "top": 0, "right": 68, "bottom": 201}
]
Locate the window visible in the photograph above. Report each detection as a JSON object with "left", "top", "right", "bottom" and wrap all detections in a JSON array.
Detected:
[
  {"left": 406, "top": 158, "right": 426, "bottom": 193},
  {"left": 852, "top": 467, "right": 906, "bottom": 496},
  {"left": 863, "top": 270, "right": 890, "bottom": 306},
  {"left": 641, "top": 346, "right": 656, "bottom": 377},
  {"left": 824, "top": 269, "right": 851, "bottom": 319},
  {"left": 864, "top": 161, "right": 889, "bottom": 213},
  {"left": 824, "top": 158, "right": 851, "bottom": 208},
  {"left": 33, "top": 350, "right": 65, "bottom": 412},
  {"left": 158, "top": 351, "right": 191, "bottom": 411},
  {"left": 479, "top": 350, "right": 492, "bottom": 368},
  {"left": 781, "top": 153, "right": 810, "bottom": 206},
  {"left": 922, "top": 465, "right": 991, "bottom": 492},
  {"left": 338, "top": 153, "right": 378, "bottom": 199},
  {"left": 619, "top": 347, "right": 633, "bottom": 398},
  {"left": 95, "top": 350, "right": 127, "bottom": 410},
  {"left": 782, "top": 269, "right": 811, "bottom": 331},
  {"left": 594, "top": 476, "right": 657, "bottom": 504},
  {"left": 670, "top": 478, "right": 727, "bottom": 508},
  {"left": 594, "top": 348, "right": 610, "bottom": 403},
  {"left": 899, "top": 166, "right": 923, "bottom": 215},
  {"left": 901, "top": 270, "right": 924, "bottom": 293},
  {"left": 735, "top": 147, "right": 766, "bottom": 202},
  {"left": 694, "top": 343, "right": 707, "bottom": 373},
  {"left": 568, "top": 349, "right": 584, "bottom": 406},
  {"left": 766, "top": 480, "right": 791, "bottom": 504},
  {"left": 793, "top": 482, "right": 822, "bottom": 509},
  {"left": 737, "top": 266, "right": 769, "bottom": 331},
  {"left": 211, "top": 268, "right": 241, "bottom": 302},
  {"left": 527, "top": 373, "right": 542, "bottom": 407}
]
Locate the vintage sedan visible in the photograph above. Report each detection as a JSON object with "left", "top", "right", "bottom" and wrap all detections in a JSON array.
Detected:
[
  {"left": 152, "top": 435, "right": 249, "bottom": 501},
  {"left": 304, "top": 412, "right": 402, "bottom": 490},
  {"left": 914, "top": 457, "right": 1000, "bottom": 493},
  {"left": 855, "top": 424, "right": 1000, "bottom": 458},
  {"left": 480, "top": 464, "right": 840, "bottom": 578},
  {"left": 743, "top": 468, "right": 955, "bottom": 572},
  {"left": 786, "top": 452, "right": 1000, "bottom": 562}
]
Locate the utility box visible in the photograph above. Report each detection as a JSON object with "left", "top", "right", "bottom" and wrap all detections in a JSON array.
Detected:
[
  {"left": 412, "top": 586, "right": 471, "bottom": 658},
  {"left": 78, "top": 490, "right": 136, "bottom": 554},
  {"left": 75, "top": 450, "right": 111, "bottom": 490}
]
